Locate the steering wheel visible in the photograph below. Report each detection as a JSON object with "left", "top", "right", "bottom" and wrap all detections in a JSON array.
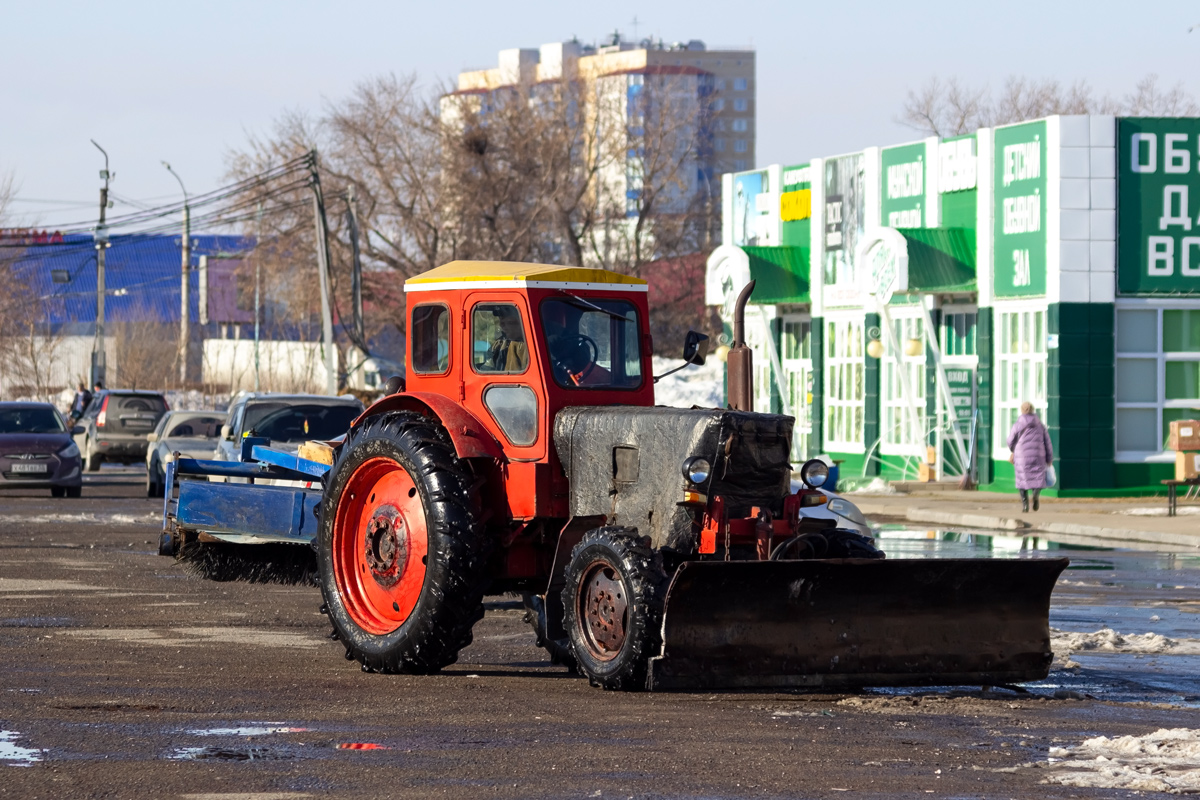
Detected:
[{"left": 551, "top": 334, "right": 599, "bottom": 385}]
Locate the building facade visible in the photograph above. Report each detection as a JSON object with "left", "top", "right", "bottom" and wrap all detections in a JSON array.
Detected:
[
  {"left": 706, "top": 115, "right": 1200, "bottom": 496},
  {"left": 449, "top": 36, "right": 756, "bottom": 213}
]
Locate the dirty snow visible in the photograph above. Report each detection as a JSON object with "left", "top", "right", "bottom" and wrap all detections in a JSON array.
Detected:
[
  {"left": 1120, "top": 505, "right": 1200, "bottom": 517},
  {"left": 843, "top": 477, "right": 897, "bottom": 495},
  {"left": 651, "top": 356, "right": 724, "bottom": 409},
  {"left": 64, "top": 627, "right": 325, "bottom": 649},
  {"left": 0, "top": 731, "right": 42, "bottom": 766},
  {"left": 1051, "top": 627, "right": 1200, "bottom": 656},
  {"left": 1042, "top": 728, "right": 1200, "bottom": 794},
  {"left": 0, "top": 511, "right": 157, "bottom": 526}
]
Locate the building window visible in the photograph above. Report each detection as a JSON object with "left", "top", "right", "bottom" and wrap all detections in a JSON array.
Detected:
[
  {"left": 883, "top": 316, "right": 926, "bottom": 449},
  {"left": 712, "top": 98, "right": 724, "bottom": 111},
  {"left": 731, "top": 118, "right": 748, "bottom": 132},
  {"left": 783, "top": 317, "right": 813, "bottom": 459},
  {"left": 734, "top": 78, "right": 748, "bottom": 91},
  {"left": 714, "top": 138, "right": 725, "bottom": 152},
  {"left": 715, "top": 78, "right": 725, "bottom": 91},
  {"left": 734, "top": 140, "right": 748, "bottom": 153},
  {"left": 825, "top": 317, "right": 865, "bottom": 450},
  {"left": 1116, "top": 307, "right": 1200, "bottom": 458},
  {"left": 733, "top": 98, "right": 748, "bottom": 112},
  {"left": 734, "top": 159, "right": 747, "bottom": 170},
  {"left": 996, "top": 308, "right": 1047, "bottom": 452},
  {"left": 941, "top": 311, "right": 977, "bottom": 356}
]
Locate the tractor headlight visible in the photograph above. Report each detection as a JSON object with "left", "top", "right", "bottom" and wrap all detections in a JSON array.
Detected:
[
  {"left": 799, "top": 459, "right": 829, "bottom": 488},
  {"left": 58, "top": 441, "right": 80, "bottom": 459},
  {"left": 682, "top": 456, "right": 711, "bottom": 485},
  {"left": 827, "top": 497, "right": 867, "bottom": 525}
]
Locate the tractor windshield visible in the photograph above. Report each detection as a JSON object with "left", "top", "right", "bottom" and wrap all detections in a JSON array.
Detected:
[{"left": 540, "top": 298, "right": 642, "bottom": 389}]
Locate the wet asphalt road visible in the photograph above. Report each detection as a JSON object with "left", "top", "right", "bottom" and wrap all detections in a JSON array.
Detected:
[{"left": 1, "top": 468, "right": 1197, "bottom": 799}]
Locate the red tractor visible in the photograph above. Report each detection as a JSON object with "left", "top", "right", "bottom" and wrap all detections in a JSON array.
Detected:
[{"left": 303, "top": 260, "right": 1066, "bottom": 691}]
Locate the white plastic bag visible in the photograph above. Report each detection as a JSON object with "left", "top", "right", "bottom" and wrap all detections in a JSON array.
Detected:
[{"left": 1044, "top": 465, "right": 1057, "bottom": 488}]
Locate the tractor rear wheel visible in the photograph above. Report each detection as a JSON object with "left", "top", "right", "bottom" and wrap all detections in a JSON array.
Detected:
[
  {"left": 318, "top": 411, "right": 490, "bottom": 674},
  {"left": 562, "top": 527, "right": 666, "bottom": 691}
]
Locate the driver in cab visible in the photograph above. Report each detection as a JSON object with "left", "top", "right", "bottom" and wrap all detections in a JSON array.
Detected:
[
  {"left": 543, "top": 304, "right": 612, "bottom": 387},
  {"left": 483, "top": 307, "right": 529, "bottom": 373}
]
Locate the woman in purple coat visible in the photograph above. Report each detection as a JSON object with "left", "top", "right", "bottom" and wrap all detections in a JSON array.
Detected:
[{"left": 1007, "top": 401, "right": 1054, "bottom": 512}]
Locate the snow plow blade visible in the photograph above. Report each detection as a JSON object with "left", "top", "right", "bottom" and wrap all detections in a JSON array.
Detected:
[{"left": 648, "top": 557, "right": 1069, "bottom": 690}]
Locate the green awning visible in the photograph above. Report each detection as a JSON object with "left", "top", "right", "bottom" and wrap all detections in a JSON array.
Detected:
[
  {"left": 897, "top": 227, "right": 976, "bottom": 294},
  {"left": 740, "top": 246, "right": 811, "bottom": 304}
]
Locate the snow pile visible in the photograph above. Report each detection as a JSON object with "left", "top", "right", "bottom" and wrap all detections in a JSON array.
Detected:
[
  {"left": 164, "top": 390, "right": 229, "bottom": 413},
  {"left": 651, "top": 356, "right": 724, "bottom": 409},
  {"left": 1051, "top": 627, "right": 1200, "bottom": 656},
  {"left": 1121, "top": 506, "right": 1200, "bottom": 517},
  {"left": 1042, "top": 728, "right": 1200, "bottom": 794},
  {"left": 843, "top": 477, "right": 897, "bottom": 495}
]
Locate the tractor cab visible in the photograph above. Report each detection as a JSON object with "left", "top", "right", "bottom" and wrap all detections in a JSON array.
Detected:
[{"left": 402, "top": 261, "right": 655, "bottom": 454}]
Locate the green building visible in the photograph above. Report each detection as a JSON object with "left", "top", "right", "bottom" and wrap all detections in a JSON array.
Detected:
[{"left": 705, "top": 115, "right": 1200, "bottom": 495}]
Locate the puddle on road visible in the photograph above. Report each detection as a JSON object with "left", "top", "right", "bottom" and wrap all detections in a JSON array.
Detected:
[
  {"left": 170, "top": 745, "right": 296, "bottom": 762},
  {"left": 0, "top": 731, "right": 42, "bottom": 766},
  {"left": 874, "top": 528, "right": 1200, "bottom": 708},
  {"left": 187, "top": 726, "right": 311, "bottom": 737}
]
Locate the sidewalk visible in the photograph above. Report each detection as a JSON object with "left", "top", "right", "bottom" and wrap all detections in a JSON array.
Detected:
[{"left": 850, "top": 489, "right": 1200, "bottom": 550}]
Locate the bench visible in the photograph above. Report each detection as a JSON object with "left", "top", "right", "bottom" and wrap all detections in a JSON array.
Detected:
[{"left": 1161, "top": 478, "right": 1200, "bottom": 517}]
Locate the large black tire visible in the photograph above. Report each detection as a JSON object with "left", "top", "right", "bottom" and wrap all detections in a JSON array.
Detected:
[
  {"left": 561, "top": 527, "right": 667, "bottom": 691},
  {"left": 50, "top": 486, "right": 65, "bottom": 498},
  {"left": 318, "top": 411, "right": 491, "bottom": 675},
  {"left": 824, "top": 529, "right": 886, "bottom": 559}
]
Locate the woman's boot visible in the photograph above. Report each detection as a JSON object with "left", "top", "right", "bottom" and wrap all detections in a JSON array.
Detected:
[
  {"left": 1020, "top": 489, "right": 1029, "bottom": 513},
  {"left": 1032, "top": 489, "right": 1040, "bottom": 511}
]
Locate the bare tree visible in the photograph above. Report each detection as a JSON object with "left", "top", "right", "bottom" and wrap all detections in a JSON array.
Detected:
[
  {"left": 899, "top": 73, "right": 1199, "bottom": 137},
  {"left": 0, "top": 171, "right": 15, "bottom": 223},
  {"left": 111, "top": 318, "right": 177, "bottom": 391},
  {"left": 0, "top": 254, "right": 68, "bottom": 399}
]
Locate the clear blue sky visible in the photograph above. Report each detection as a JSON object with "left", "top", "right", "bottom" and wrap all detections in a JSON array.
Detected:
[{"left": 2, "top": 0, "right": 1196, "bottom": 228}]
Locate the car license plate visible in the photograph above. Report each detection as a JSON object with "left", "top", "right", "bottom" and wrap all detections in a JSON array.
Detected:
[{"left": 11, "top": 463, "right": 47, "bottom": 473}]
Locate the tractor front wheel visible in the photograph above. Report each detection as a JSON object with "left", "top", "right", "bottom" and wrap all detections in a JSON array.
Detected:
[
  {"left": 562, "top": 527, "right": 666, "bottom": 691},
  {"left": 318, "top": 411, "right": 490, "bottom": 675}
]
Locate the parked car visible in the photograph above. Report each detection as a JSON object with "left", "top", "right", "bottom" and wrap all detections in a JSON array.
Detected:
[
  {"left": 0, "top": 401, "right": 83, "bottom": 497},
  {"left": 74, "top": 390, "right": 169, "bottom": 471},
  {"left": 214, "top": 393, "right": 364, "bottom": 466},
  {"left": 145, "top": 410, "right": 226, "bottom": 498}
]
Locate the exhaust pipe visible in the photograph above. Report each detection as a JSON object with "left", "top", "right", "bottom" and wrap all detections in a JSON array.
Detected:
[{"left": 727, "top": 280, "right": 756, "bottom": 412}]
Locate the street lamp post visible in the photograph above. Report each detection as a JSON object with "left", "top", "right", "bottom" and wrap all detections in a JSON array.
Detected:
[
  {"left": 162, "top": 162, "right": 190, "bottom": 386},
  {"left": 90, "top": 140, "right": 111, "bottom": 388}
]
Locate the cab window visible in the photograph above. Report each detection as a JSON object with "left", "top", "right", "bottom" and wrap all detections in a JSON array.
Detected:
[
  {"left": 540, "top": 297, "right": 642, "bottom": 389},
  {"left": 412, "top": 304, "right": 450, "bottom": 374},
  {"left": 472, "top": 303, "right": 529, "bottom": 374}
]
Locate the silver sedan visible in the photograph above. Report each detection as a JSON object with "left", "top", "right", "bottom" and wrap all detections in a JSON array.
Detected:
[{"left": 145, "top": 411, "right": 226, "bottom": 498}]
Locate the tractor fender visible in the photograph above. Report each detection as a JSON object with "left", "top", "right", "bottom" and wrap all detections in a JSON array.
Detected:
[{"left": 352, "top": 392, "right": 505, "bottom": 462}]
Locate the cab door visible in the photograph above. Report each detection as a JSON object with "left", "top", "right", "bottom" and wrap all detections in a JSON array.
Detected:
[{"left": 460, "top": 293, "right": 546, "bottom": 463}]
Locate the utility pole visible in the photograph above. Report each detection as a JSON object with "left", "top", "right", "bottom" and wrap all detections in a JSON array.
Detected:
[
  {"left": 308, "top": 152, "right": 338, "bottom": 395},
  {"left": 163, "top": 162, "right": 190, "bottom": 386},
  {"left": 346, "top": 185, "right": 365, "bottom": 344},
  {"left": 253, "top": 202, "right": 263, "bottom": 393},
  {"left": 90, "top": 140, "right": 111, "bottom": 388}
]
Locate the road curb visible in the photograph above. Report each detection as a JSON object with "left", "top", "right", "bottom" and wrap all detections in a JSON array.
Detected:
[{"left": 857, "top": 502, "right": 1200, "bottom": 549}]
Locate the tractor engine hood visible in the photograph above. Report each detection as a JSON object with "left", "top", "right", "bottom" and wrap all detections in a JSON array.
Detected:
[{"left": 554, "top": 406, "right": 793, "bottom": 550}]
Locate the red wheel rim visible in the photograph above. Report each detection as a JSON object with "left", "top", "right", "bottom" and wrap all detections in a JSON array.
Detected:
[
  {"left": 332, "top": 456, "right": 428, "bottom": 635},
  {"left": 576, "top": 560, "right": 628, "bottom": 662}
]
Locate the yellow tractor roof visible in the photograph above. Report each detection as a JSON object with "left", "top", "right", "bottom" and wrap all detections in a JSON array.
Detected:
[{"left": 404, "top": 261, "right": 647, "bottom": 292}]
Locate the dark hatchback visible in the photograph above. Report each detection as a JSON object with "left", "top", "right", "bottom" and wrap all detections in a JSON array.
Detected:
[
  {"left": 0, "top": 402, "right": 83, "bottom": 497},
  {"left": 74, "top": 390, "right": 168, "bottom": 471}
]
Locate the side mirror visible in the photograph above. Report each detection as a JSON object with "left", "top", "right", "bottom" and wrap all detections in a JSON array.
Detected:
[
  {"left": 146, "top": 433, "right": 158, "bottom": 443},
  {"left": 71, "top": 425, "right": 85, "bottom": 436},
  {"left": 383, "top": 374, "right": 405, "bottom": 395},
  {"left": 221, "top": 424, "right": 233, "bottom": 441},
  {"left": 682, "top": 331, "right": 710, "bottom": 366}
]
